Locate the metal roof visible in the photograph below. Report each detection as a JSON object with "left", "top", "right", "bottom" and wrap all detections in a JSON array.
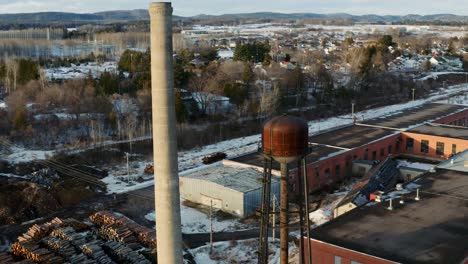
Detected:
[{"left": 181, "top": 164, "right": 277, "bottom": 193}]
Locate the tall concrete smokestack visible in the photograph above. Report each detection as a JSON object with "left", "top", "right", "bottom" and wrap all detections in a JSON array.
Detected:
[{"left": 149, "top": 2, "right": 183, "bottom": 264}]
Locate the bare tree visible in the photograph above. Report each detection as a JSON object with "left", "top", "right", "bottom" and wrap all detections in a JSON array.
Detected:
[{"left": 188, "top": 65, "right": 218, "bottom": 115}]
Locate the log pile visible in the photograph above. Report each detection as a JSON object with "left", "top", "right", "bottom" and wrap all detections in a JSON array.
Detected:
[
  {"left": 144, "top": 164, "right": 154, "bottom": 175},
  {"left": 98, "top": 224, "right": 137, "bottom": 244},
  {"left": 41, "top": 236, "right": 76, "bottom": 259},
  {"left": 80, "top": 241, "right": 114, "bottom": 264},
  {"left": 11, "top": 242, "right": 63, "bottom": 263},
  {"left": 17, "top": 217, "right": 63, "bottom": 243},
  {"left": 50, "top": 227, "right": 86, "bottom": 248},
  {"left": 0, "top": 252, "right": 15, "bottom": 264},
  {"left": 103, "top": 241, "right": 151, "bottom": 264},
  {"left": 90, "top": 211, "right": 156, "bottom": 248},
  {"left": 68, "top": 253, "right": 94, "bottom": 264},
  {"left": 202, "top": 152, "right": 227, "bottom": 164}
]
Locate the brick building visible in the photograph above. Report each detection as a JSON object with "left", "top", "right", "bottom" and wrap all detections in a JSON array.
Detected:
[
  {"left": 303, "top": 151, "right": 468, "bottom": 264},
  {"left": 229, "top": 103, "right": 468, "bottom": 195}
]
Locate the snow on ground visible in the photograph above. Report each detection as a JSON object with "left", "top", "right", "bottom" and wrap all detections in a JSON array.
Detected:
[
  {"left": 44, "top": 61, "right": 117, "bottom": 80},
  {"left": 102, "top": 160, "right": 154, "bottom": 194},
  {"left": 437, "top": 93, "right": 468, "bottom": 106},
  {"left": 396, "top": 159, "right": 434, "bottom": 171},
  {"left": 3, "top": 147, "right": 55, "bottom": 164},
  {"left": 145, "top": 203, "right": 249, "bottom": 234},
  {"left": 416, "top": 72, "right": 468, "bottom": 81},
  {"left": 189, "top": 238, "right": 299, "bottom": 264}
]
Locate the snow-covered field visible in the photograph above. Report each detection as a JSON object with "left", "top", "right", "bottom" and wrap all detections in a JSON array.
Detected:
[{"left": 145, "top": 203, "right": 250, "bottom": 234}]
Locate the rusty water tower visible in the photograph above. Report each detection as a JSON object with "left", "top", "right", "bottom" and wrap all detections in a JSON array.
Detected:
[{"left": 258, "top": 115, "right": 312, "bottom": 264}]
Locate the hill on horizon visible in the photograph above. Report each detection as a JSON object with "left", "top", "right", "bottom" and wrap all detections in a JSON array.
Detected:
[{"left": 0, "top": 10, "right": 466, "bottom": 23}]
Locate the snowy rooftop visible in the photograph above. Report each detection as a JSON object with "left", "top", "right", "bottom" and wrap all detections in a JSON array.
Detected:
[
  {"left": 310, "top": 168, "right": 468, "bottom": 264},
  {"left": 181, "top": 164, "right": 276, "bottom": 193}
]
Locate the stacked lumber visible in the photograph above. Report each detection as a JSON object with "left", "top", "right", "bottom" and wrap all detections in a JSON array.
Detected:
[
  {"left": 89, "top": 212, "right": 125, "bottom": 227},
  {"left": 62, "top": 218, "right": 89, "bottom": 231},
  {"left": 104, "top": 241, "right": 151, "bottom": 264},
  {"left": 68, "top": 253, "right": 95, "bottom": 264},
  {"left": 0, "top": 252, "right": 15, "bottom": 264},
  {"left": 144, "top": 164, "right": 154, "bottom": 175},
  {"left": 90, "top": 211, "right": 156, "bottom": 248},
  {"left": 80, "top": 241, "right": 114, "bottom": 264},
  {"left": 98, "top": 224, "right": 137, "bottom": 244},
  {"left": 11, "top": 242, "right": 63, "bottom": 263},
  {"left": 17, "top": 217, "right": 64, "bottom": 243},
  {"left": 41, "top": 236, "right": 76, "bottom": 259},
  {"left": 50, "top": 227, "right": 86, "bottom": 247},
  {"left": 202, "top": 152, "right": 227, "bottom": 164}
]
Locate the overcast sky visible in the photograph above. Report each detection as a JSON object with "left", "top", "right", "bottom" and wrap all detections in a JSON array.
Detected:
[{"left": 0, "top": 0, "right": 467, "bottom": 16}]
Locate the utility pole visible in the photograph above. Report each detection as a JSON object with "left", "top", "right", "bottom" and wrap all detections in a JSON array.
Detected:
[
  {"left": 351, "top": 100, "right": 356, "bottom": 123},
  {"left": 412, "top": 88, "right": 416, "bottom": 101},
  {"left": 210, "top": 199, "right": 213, "bottom": 254},
  {"left": 125, "top": 152, "right": 130, "bottom": 180}
]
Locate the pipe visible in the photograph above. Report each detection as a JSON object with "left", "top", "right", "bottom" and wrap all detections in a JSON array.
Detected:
[{"left": 149, "top": 2, "right": 183, "bottom": 264}]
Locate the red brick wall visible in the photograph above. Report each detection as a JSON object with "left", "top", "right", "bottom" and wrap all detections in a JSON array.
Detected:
[
  {"left": 289, "top": 134, "right": 400, "bottom": 194},
  {"left": 300, "top": 239, "right": 396, "bottom": 264},
  {"left": 400, "top": 132, "right": 468, "bottom": 160},
  {"left": 433, "top": 109, "right": 468, "bottom": 127}
]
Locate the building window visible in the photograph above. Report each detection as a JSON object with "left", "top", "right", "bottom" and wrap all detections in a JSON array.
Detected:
[
  {"left": 351, "top": 261, "right": 362, "bottom": 264},
  {"left": 388, "top": 145, "right": 392, "bottom": 154},
  {"left": 421, "top": 140, "right": 429, "bottom": 153},
  {"left": 372, "top": 151, "right": 377, "bottom": 160},
  {"left": 452, "top": 144, "right": 457, "bottom": 155},
  {"left": 334, "top": 256, "right": 342, "bottom": 264},
  {"left": 335, "top": 165, "right": 341, "bottom": 177},
  {"left": 325, "top": 168, "right": 330, "bottom": 178},
  {"left": 406, "top": 138, "right": 414, "bottom": 151},
  {"left": 436, "top": 142, "right": 444, "bottom": 155},
  {"left": 380, "top": 148, "right": 385, "bottom": 158}
]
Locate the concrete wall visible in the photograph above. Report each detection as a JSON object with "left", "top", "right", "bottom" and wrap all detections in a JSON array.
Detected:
[
  {"left": 301, "top": 239, "right": 397, "bottom": 264},
  {"left": 400, "top": 132, "right": 468, "bottom": 160},
  {"left": 179, "top": 177, "right": 245, "bottom": 216}
]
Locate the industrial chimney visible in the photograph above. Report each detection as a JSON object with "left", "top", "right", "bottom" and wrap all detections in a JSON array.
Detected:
[{"left": 149, "top": 2, "right": 183, "bottom": 264}]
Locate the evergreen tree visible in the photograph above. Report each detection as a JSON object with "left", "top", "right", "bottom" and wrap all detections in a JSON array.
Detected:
[{"left": 175, "top": 89, "right": 188, "bottom": 123}]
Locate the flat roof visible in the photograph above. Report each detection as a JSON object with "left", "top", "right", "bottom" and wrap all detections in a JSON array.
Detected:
[
  {"left": 310, "top": 169, "right": 468, "bottom": 264},
  {"left": 230, "top": 145, "right": 341, "bottom": 170},
  {"left": 363, "top": 103, "right": 466, "bottom": 129},
  {"left": 406, "top": 123, "right": 468, "bottom": 140},
  {"left": 309, "top": 125, "right": 397, "bottom": 149},
  {"left": 438, "top": 150, "right": 468, "bottom": 173},
  {"left": 181, "top": 164, "right": 276, "bottom": 193}
]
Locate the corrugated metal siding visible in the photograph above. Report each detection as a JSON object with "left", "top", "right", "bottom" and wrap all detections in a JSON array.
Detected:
[
  {"left": 180, "top": 177, "right": 244, "bottom": 216},
  {"left": 243, "top": 180, "right": 281, "bottom": 216}
]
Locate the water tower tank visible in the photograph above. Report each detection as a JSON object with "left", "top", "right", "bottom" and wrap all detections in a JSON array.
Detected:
[{"left": 262, "top": 115, "right": 308, "bottom": 163}]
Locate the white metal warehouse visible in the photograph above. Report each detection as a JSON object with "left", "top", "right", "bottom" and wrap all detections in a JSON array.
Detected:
[{"left": 179, "top": 163, "right": 280, "bottom": 217}]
